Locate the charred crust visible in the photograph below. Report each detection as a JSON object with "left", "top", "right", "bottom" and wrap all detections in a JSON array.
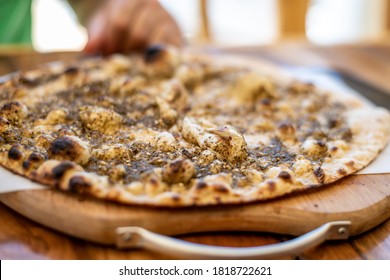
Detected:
[
  {"left": 171, "top": 132, "right": 180, "bottom": 140},
  {"left": 144, "top": 45, "right": 164, "bottom": 63},
  {"left": 22, "top": 161, "right": 30, "bottom": 170},
  {"left": 170, "top": 160, "right": 184, "bottom": 174},
  {"left": 316, "top": 140, "right": 326, "bottom": 148},
  {"left": 213, "top": 184, "right": 229, "bottom": 193},
  {"left": 337, "top": 168, "right": 347, "bottom": 175},
  {"left": 171, "top": 194, "right": 181, "bottom": 202},
  {"left": 343, "top": 130, "right": 353, "bottom": 142},
  {"left": 346, "top": 160, "right": 355, "bottom": 168},
  {"left": 49, "top": 137, "right": 77, "bottom": 160},
  {"left": 181, "top": 149, "right": 192, "bottom": 158},
  {"left": 8, "top": 145, "right": 23, "bottom": 160},
  {"left": 277, "top": 121, "right": 295, "bottom": 134},
  {"left": 52, "top": 161, "right": 77, "bottom": 179},
  {"left": 19, "top": 76, "right": 39, "bottom": 87},
  {"left": 1, "top": 101, "right": 20, "bottom": 111},
  {"left": 28, "top": 152, "right": 44, "bottom": 162},
  {"left": 314, "top": 167, "right": 325, "bottom": 183},
  {"left": 278, "top": 171, "right": 292, "bottom": 181},
  {"left": 196, "top": 181, "right": 207, "bottom": 190},
  {"left": 260, "top": 98, "right": 271, "bottom": 106},
  {"left": 22, "top": 152, "right": 46, "bottom": 171},
  {"left": 68, "top": 176, "right": 92, "bottom": 193},
  {"left": 149, "top": 178, "right": 159, "bottom": 187},
  {"left": 327, "top": 116, "right": 341, "bottom": 128},
  {"left": 64, "top": 66, "right": 79, "bottom": 75},
  {"left": 267, "top": 180, "right": 276, "bottom": 191}
]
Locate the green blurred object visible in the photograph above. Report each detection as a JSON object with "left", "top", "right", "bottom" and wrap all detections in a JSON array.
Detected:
[{"left": 0, "top": 0, "right": 33, "bottom": 46}]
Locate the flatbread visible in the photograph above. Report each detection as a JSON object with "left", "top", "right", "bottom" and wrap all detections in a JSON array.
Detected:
[{"left": 0, "top": 45, "right": 389, "bottom": 207}]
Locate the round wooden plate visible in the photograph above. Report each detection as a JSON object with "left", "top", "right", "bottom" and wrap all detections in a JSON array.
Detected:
[
  {"left": 1, "top": 173, "right": 389, "bottom": 245},
  {"left": 1, "top": 53, "right": 389, "bottom": 246}
]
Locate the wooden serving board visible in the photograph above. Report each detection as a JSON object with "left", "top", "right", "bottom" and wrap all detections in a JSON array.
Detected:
[
  {"left": 1, "top": 173, "right": 389, "bottom": 245},
  {"left": 0, "top": 52, "right": 389, "bottom": 247}
]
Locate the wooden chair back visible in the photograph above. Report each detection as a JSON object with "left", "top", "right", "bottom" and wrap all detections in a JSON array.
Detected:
[{"left": 197, "top": 0, "right": 390, "bottom": 44}]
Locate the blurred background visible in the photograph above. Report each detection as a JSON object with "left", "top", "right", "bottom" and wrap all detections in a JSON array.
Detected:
[
  {"left": 162, "top": 0, "right": 390, "bottom": 46},
  {"left": 19, "top": 0, "right": 390, "bottom": 52}
]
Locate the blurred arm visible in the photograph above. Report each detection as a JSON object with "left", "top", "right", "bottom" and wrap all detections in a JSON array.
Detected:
[{"left": 68, "top": 0, "right": 183, "bottom": 55}]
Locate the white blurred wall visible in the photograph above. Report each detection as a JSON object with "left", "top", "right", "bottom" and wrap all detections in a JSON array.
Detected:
[
  {"left": 306, "top": 0, "right": 387, "bottom": 44},
  {"left": 160, "top": 0, "right": 278, "bottom": 45},
  {"left": 31, "top": 0, "right": 388, "bottom": 52},
  {"left": 32, "top": 0, "right": 87, "bottom": 52}
]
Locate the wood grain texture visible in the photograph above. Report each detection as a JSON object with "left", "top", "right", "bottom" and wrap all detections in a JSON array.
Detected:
[
  {"left": 2, "top": 201, "right": 390, "bottom": 260},
  {"left": 352, "top": 222, "right": 390, "bottom": 259},
  {"left": 277, "top": 0, "right": 309, "bottom": 39},
  {"left": 1, "top": 174, "right": 390, "bottom": 248}
]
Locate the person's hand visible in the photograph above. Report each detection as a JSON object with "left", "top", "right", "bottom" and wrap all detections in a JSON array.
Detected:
[{"left": 84, "top": 0, "right": 183, "bottom": 55}]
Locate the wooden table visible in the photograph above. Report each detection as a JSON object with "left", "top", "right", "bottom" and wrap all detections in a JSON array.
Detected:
[{"left": 1, "top": 43, "right": 390, "bottom": 260}]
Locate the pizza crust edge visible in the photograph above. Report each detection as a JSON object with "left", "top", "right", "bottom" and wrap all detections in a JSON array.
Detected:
[{"left": 0, "top": 51, "right": 389, "bottom": 207}]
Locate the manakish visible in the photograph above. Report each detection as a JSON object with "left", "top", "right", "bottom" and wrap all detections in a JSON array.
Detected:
[{"left": 0, "top": 45, "right": 389, "bottom": 206}]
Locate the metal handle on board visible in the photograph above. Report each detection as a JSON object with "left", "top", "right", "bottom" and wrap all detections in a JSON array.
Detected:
[{"left": 115, "top": 221, "right": 351, "bottom": 259}]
